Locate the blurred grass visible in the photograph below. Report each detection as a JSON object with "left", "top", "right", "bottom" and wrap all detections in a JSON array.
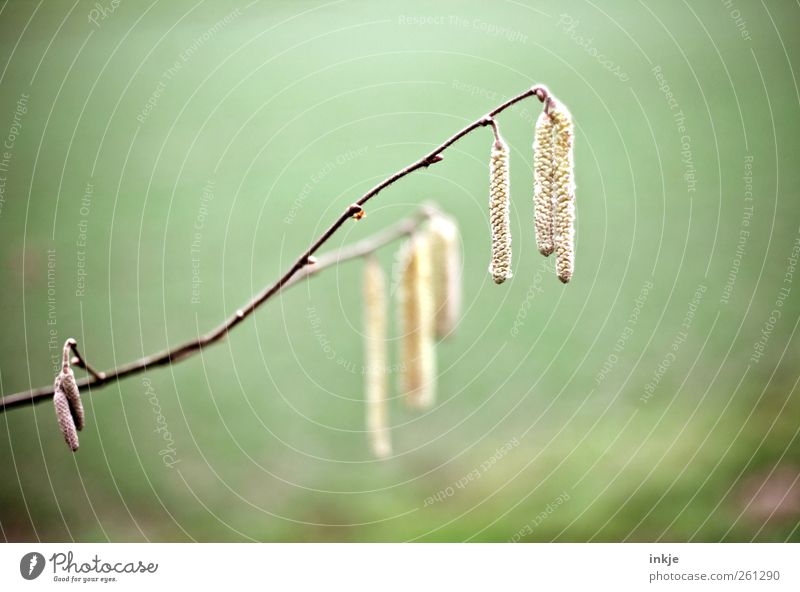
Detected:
[{"left": 1, "top": 0, "right": 799, "bottom": 541}]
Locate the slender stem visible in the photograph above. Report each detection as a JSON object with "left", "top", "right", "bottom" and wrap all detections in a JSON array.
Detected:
[
  {"left": 62, "top": 339, "right": 74, "bottom": 372},
  {"left": 0, "top": 84, "right": 548, "bottom": 412},
  {"left": 66, "top": 339, "right": 105, "bottom": 380},
  {"left": 485, "top": 118, "right": 502, "bottom": 145}
]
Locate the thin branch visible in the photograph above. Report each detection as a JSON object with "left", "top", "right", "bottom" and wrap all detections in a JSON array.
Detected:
[
  {"left": 0, "top": 84, "right": 550, "bottom": 412},
  {"left": 66, "top": 339, "right": 105, "bottom": 380},
  {"left": 287, "top": 206, "right": 434, "bottom": 289},
  {"left": 0, "top": 210, "right": 428, "bottom": 410}
]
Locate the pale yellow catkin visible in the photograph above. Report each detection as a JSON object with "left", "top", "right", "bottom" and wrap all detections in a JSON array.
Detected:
[
  {"left": 427, "top": 214, "right": 461, "bottom": 339},
  {"left": 551, "top": 103, "right": 576, "bottom": 284},
  {"left": 533, "top": 110, "right": 556, "bottom": 256},
  {"left": 363, "top": 256, "right": 391, "bottom": 458},
  {"left": 489, "top": 136, "right": 512, "bottom": 284},
  {"left": 398, "top": 234, "right": 436, "bottom": 409},
  {"left": 53, "top": 389, "right": 79, "bottom": 451}
]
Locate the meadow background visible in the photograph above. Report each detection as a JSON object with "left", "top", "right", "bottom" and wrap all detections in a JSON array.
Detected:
[{"left": 1, "top": 0, "right": 799, "bottom": 542}]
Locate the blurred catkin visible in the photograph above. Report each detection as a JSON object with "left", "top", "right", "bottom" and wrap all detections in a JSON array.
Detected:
[
  {"left": 398, "top": 234, "right": 436, "bottom": 408},
  {"left": 533, "top": 110, "right": 556, "bottom": 256},
  {"left": 551, "top": 103, "right": 576, "bottom": 283},
  {"left": 363, "top": 256, "right": 391, "bottom": 458},
  {"left": 489, "top": 136, "right": 512, "bottom": 284},
  {"left": 428, "top": 214, "right": 461, "bottom": 339}
]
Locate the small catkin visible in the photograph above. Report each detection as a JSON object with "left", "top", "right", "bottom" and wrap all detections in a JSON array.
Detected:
[
  {"left": 427, "top": 214, "right": 461, "bottom": 339},
  {"left": 533, "top": 109, "right": 556, "bottom": 256},
  {"left": 54, "top": 389, "right": 79, "bottom": 451},
  {"left": 489, "top": 136, "right": 512, "bottom": 284},
  {"left": 56, "top": 367, "right": 84, "bottom": 431},
  {"left": 363, "top": 256, "right": 391, "bottom": 458},
  {"left": 551, "top": 103, "right": 576, "bottom": 283},
  {"left": 398, "top": 234, "right": 436, "bottom": 409}
]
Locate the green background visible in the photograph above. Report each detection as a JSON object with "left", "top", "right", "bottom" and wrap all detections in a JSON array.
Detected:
[{"left": 1, "top": 0, "right": 799, "bottom": 542}]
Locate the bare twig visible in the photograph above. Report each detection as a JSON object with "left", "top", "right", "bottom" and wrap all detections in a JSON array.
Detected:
[
  {"left": 66, "top": 338, "right": 105, "bottom": 380},
  {"left": 0, "top": 84, "right": 551, "bottom": 412}
]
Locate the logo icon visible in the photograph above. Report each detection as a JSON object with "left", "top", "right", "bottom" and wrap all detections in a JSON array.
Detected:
[{"left": 20, "top": 552, "right": 45, "bottom": 580}]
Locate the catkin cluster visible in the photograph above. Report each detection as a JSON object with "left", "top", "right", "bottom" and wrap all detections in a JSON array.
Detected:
[
  {"left": 53, "top": 342, "right": 84, "bottom": 452},
  {"left": 489, "top": 137, "right": 512, "bottom": 284},
  {"left": 533, "top": 99, "right": 576, "bottom": 283},
  {"left": 360, "top": 211, "right": 462, "bottom": 456},
  {"left": 486, "top": 90, "right": 575, "bottom": 286}
]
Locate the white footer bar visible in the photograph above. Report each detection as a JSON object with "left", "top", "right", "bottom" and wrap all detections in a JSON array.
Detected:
[{"left": 1, "top": 543, "right": 797, "bottom": 590}]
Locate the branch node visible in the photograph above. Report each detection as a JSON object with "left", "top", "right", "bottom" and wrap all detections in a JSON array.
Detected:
[
  {"left": 350, "top": 204, "right": 365, "bottom": 220},
  {"left": 305, "top": 255, "right": 318, "bottom": 265},
  {"left": 424, "top": 154, "right": 444, "bottom": 167},
  {"left": 235, "top": 309, "right": 245, "bottom": 319},
  {"left": 532, "top": 85, "right": 556, "bottom": 116}
]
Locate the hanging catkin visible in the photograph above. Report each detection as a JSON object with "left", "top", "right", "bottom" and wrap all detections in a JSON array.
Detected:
[
  {"left": 428, "top": 214, "right": 461, "bottom": 339},
  {"left": 58, "top": 369, "right": 84, "bottom": 431},
  {"left": 363, "top": 256, "right": 391, "bottom": 458},
  {"left": 489, "top": 135, "right": 512, "bottom": 284},
  {"left": 53, "top": 340, "right": 84, "bottom": 451},
  {"left": 398, "top": 234, "right": 436, "bottom": 408},
  {"left": 54, "top": 389, "right": 79, "bottom": 451},
  {"left": 533, "top": 110, "right": 556, "bottom": 256},
  {"left": 551, "top": 103, "right": 576, "bottom": 283}
]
